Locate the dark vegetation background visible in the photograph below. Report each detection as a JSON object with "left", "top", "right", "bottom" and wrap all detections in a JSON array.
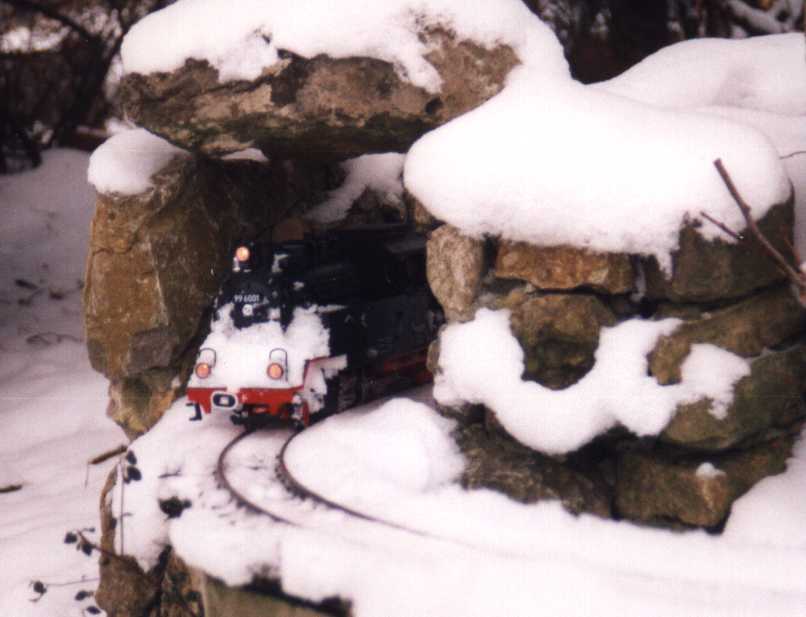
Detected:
[{"left": 1, "top": 0, "right": 802, "bottom": 174}]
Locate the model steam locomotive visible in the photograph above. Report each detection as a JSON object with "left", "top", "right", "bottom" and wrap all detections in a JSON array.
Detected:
[{"left": 186, "top": 225, "right": 443, "bottom": 428}]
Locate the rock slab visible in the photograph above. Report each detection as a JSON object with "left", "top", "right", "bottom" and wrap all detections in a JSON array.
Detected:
[{"left": 121, "top": 30, "right": 519, "bottom": 158}]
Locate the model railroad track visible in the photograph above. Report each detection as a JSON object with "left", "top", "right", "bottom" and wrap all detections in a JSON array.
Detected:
[
  {"left": 216, "top": 427, "right": 434, "bottom": 538},
  {"left": 215, "top": 429, "right": 296, "bottom": 525},
  {"left": 276, "top": 429, "right": 431, "bottom": 537},
  {"left": 217, "top": 426, "right": 547, "bottom": 562}
]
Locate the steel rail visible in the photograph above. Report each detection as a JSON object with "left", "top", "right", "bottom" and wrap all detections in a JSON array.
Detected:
[{"left": 215, "top": 429, "right": 296, "bottom": 525}]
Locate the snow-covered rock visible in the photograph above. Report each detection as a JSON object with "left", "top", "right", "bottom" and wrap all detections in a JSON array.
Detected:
[
  {"left": 495, "top": 241, "right": 635, "bottom": 294},
  {"left": 616, "top": 435, "right": 794, "bottom": 527},
  {"left": 119, "top": 0, "right": 565, "bottom": 157}
]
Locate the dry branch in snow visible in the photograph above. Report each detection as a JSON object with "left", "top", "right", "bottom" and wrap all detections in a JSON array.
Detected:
[{"left": 709, "top": 158, "right": 806, "bottom": 306}]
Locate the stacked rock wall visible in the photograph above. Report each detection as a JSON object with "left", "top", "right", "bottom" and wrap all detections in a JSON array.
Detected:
[{"left": 425, "top": 195, "right": 805, "bottom": 528}]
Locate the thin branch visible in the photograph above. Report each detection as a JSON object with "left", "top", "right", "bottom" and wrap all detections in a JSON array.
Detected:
[
  {"left": 89, "top": 445, "right": 127, "bottom": 466},
  {"left": 781, "top": 150, "right": 806, "bottom": 160},
  {"left": 713, "top": 158, "right": 806, "bottom": 303},
  {"left": 699, "top": 211, "right": 743, "bottom": 241}
]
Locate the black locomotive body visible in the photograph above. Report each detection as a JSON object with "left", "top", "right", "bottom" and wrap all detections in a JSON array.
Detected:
[{"left": 187, "top": 225, "right": 443, "bottom": 427}]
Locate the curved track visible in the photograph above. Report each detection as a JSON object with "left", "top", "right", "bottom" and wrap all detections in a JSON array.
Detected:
[
  {"left": 216, "top": 427, "right": 437, "bottom": 539},
  {"left": 215, "top": 429, "right": 296, "bottom": 525},
  {"left": 217, "top": 426, "right": 486, "bottom": 550},
  {"left": 276, "top": 430, "right": 431, "bottom": 536}
]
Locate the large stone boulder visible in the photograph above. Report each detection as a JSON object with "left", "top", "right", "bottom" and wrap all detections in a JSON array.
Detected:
[
  {"left": 491, "top": 286, "right": 617, "bottom": 389},
  {"left": 642, "top": 200, "right": 794, "bottom": 303},
  {"left": 457, "top": 422, "right": 612, "bottom": 517},
  {"left": 120, "top": 29, "right": 519, "bottom": 158},
  {"left": 85, "top": 157, "right": 283, "bottom": 379},
  {"left": 649, "top": 285, "right": 804, "bottom": 385},
  {"left": 95, "top": 470, "right": 169, "bottom": 617},
  {"left": 616, "top": 432, "right": 797, "bottom": 528},
  {"left": 199, "top": 576, "right": 342, "bottom": 617},
  {"left": 495, "top": 241, "right": 635, "bottom": 294},
  {"left": 426, "top": 225, "right": 486, "bottom": 322},
  {"left": 661, "top": 345, "right": 806, "bottom": 451}
]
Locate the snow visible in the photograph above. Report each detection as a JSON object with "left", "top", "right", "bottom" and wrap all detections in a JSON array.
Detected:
[
  {"left": 0, "top": 149, "right": 95, "bottom": 345},
  {"left": 104, "top": 392, "right": 806, "bottom": 617},
  {"left": 434, "top": 309, "right": 750, "bottom": 454},
  {"left": 405, "top": 75, "right": 790, "bottom": 272},
  {"left": 188, "top": 305, "right": 330, "bottom": 391},
  {"left": 187, "top": 303, "right": 345, "bottom": 413},
  {"left": 0, "top": 150, "right": 125, "bottom": 617},
  {"left": 597, "top": 34, "right": 806, "bottom": 114},
  {"left": 307, "top": 153, "right": 405, "bottom": 225},
  {"left": 696, "top": 463, "right": 726, "bottom": 479},
  {"left": 87, "top": 128, "right": 187, "bottom": 196},
  {"left": 221, "top": 148, "right": 270, "bottom": 163},
  {"left": 120, "top": 0, "right": 568, "bottom": 89},
  {"left": 405, "top": 34, "right": 805, "bottom": 271},
  {"left": 724, "top": 434, "right": 806, "bottom": 548}
]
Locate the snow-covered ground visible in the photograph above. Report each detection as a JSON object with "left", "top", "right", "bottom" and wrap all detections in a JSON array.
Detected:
[
  {"left": 2, "top": 133, "right": 806, "bottom": 617},
  {"left": 114, "top": 391, "right": 806, "bottom": 617},
  {"left": 0, "top": 150, "right": 124, "bottom": 617}
]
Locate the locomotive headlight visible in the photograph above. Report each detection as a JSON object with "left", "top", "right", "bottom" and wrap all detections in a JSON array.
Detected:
[
  {"left": 194, "top": 348, "right": 216, "bottom": 379},
  {"left": 195, "top": 362, "right": 212, "bottom": 379},
  {"left": 235, "top": 246, "right": 250, "bottom": 262},
  {"left": 267, "top": 362, "right": 285, "bottom": 380}
]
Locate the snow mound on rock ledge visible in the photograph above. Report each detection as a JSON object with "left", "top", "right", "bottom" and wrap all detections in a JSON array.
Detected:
[
  {"left": 434, "top": 309, "right": 751, "bottom": 455},
  {"left": 404, "top": 74, "right": 790, "bottom": 272},
  {"left": 405, "top": 34, "right": 803, "bottom": 270},
  {"left": 87, "top": 128, "right": 187, "bottom": 196},
  {"left": 121, "top": 0, "right": 568, "bottom": 89}
]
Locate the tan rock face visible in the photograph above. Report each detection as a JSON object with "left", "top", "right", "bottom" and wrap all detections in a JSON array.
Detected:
[
  {"left": 457, "top": 422, "right": 612, "bottom": 518},
  {"left": 492, "top": 286, "right": 617, "bottom": 388},
  {"left": 106, "top": 366, "right": 193, "bottom": 441},
  {"left": 495, "top": 241, "right": 634, "bottom": 293},
  {"left": 649, "top": 285, "right": 805, "bottom": 385},
  {"left": 643, "top": 200, "right": 794, "bottom": 302},
  {"left": 426, "top": 225, "right": 485, "bottom": 322},
  {"left": 200, "top": 576, "right": 342, "bottom": 617},
  {"left": 120, "top": 30, "right": 519, "bottom": 158},
  {"left": 95, "top": 470, "right": 164, "bottom": 617},
  {"left": 661, "top": 346, "right": 806, "bottom": 451},
  {"left": 616, "top": 432, "right": 796, "bottom": 527}
]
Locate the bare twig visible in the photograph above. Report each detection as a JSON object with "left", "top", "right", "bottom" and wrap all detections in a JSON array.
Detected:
[
  {"left": 89, "top": 446, "right": 127, "bottom": 466},
  {"left": 118, "top": 464, "right": 125, "bottom": 556},
  {"left": 25, "top": 332, "right": 83, "bottom": 345},
  {"left": 0, "top": 484, "right": 23, "bottom": 494},
  {"left": 712, "top": 158, "right": 806, "bottom": 304},
  {"left": 699, "top": 211, "right": 743, "bottom": 241},
  {"left": 781, "top": 150, "right": 806, "bottom": 160}
]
